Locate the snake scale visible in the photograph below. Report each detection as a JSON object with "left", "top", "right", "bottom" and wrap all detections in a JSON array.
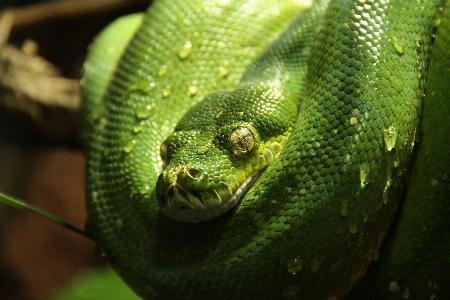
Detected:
[{"left": 81, "top": 0, "right": 450, "bottom": 299}]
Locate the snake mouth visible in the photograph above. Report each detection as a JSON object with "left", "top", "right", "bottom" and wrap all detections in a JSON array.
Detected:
[
  {"left": 158, "top": 171, "right": 262, "bottom": 223},
  {"left": 159, "top": 183, "right": 232, "bottom": 223}
]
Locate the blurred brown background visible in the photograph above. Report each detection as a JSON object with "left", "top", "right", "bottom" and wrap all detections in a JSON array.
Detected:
[{"left": 0, "top": 1, "right": 150, "bottom": 299}]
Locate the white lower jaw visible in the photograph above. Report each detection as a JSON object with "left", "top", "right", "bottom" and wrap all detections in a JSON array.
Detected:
[{"left": 162, "top": 169, "right": 265, "bottom": 223}]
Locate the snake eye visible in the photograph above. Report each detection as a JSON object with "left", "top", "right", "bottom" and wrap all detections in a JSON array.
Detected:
[
  {"left": 160, "top": 140, "right": 169, "bottom": 168},
  {"left": 230, "top": 126, "right": 255, "bottom": 155}
]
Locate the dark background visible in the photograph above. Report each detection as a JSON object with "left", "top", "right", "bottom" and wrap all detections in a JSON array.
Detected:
[{"left": 0, "top": 1, "right": 149, "bottom": 299}]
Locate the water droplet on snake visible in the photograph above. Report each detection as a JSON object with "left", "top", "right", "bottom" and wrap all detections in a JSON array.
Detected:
[
  {"left": 402, "top": 287, "right": 409, "bottom": 299},
  {"left": 140, "top": 185, "right": 150, "bottom": 194},
  {"left": 91, "top": 191, "right": 98, "bottom": 201},
  {"left": 123, "top": 140, "right": 137, "bottom": 153},
  {"left": 158, "top": 65, "right": 167, "bottom": 76},
  {"left": 136, "top": 105, "right": 153, "bottom": 119},
  {"left": 218, "top": 65, "right": 229, "bottom": 77},
  {"left": 98, "top": 117, "right": 107, "bottom": 129},
  {"left": 133, "top": 121, "right": 145, "bottom": 133},
  {"left": 359, "top": 163, "right": 371, "bottom": 187},
  {"left": 187, "top": 85, "right": 198, "bottom": 96},
  {"left": 389, "top": 281, "right": 400, "bottom": 292},
  {"left": 287, "top": 257, "right": 304, "bottom": 275},
  {"left": 383, "top": 126, "right": 398, "bottom": 151},
  {"left": 162, "top": 85, "right": 172, "bottom": 97},
  {"left": 391, "top": 36, "right": 403, "bottom": 54},
  {"left": 178, "top": 41, "right": 193, "bottom": 59},
  {"left": 430, "top": 178, "right": 439, "bottom": 186}
]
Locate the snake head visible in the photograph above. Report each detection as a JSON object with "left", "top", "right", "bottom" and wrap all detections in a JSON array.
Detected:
[
  {"left": 155, "top": 84, "right": 297, "bottom": 222},
  {"left": 155, "top": 126, "right": 263, "bottom": 223}
]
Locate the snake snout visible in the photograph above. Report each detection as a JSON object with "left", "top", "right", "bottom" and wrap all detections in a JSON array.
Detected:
[
  {"left": 155, "top": 166, "right": 237, "bottom": 222},
  {"left": 158, "top": 183, "right": 212, "bottom": 223}
]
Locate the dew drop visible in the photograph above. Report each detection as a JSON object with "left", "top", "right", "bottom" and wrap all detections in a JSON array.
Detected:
[
  {"left": 382, "top": 177, "right": 392, "bottom": 204},
  {"left": 363, "top": 213, "right": 368, "bottom": 222},
  {"left": 389, "top": 281, "right": 400, "bottom": 292},
  {"left": 139, "top": 185, "right": 150, "bottom": 194},
  {"left": 133, "top": 121, "right": 145, "bottom": 133},
  {"left": 359, "top": 162, "right": 371, "bottom": 187},
  {"left": 92, "top": 191, "right": 98, "bottom": 201},
  {"left": 384, "top": 178, "right": 392, "bottom": 191},
  {"left": 162, "top": 85, "right": 172, "bottom": 97},
  {"left": 383, "top": 125, "right": 398, "bottom": 151},
  {"left": 158, "top": 65, "right": 167, "bottom": 76},
  {"left": 218, "top": 65, "right": 229, "bottom": 77},
  {"left": 178, "top": 41, "right": 193, "bottom": 59},
  {"left": 98, "top": 117, "right": 107, "bottom": 129},
  {"left": 430, "top": 178, "right": 439, "bottom": 186},
  {"left": 123, "top": 140, "right": 137, "bottom": 153},
  {"left": 287, "top": 257, "right": 304, "bottom": 275},
  {"left": 391, "top": 37, "right": 403, "bottom": 54},
  {"left": 402, "top": 287, "right": 409, "bottom": 299},
  {"left": 187, "top": 85, "right": 198, "bottom": 96},
  {"left": 415, "top": 38, "right": 421, "bottom": 48},
  {"left": 136, "top": 105, "right": 153, "bottom": 119}
]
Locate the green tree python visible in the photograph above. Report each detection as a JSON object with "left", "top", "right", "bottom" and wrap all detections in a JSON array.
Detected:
[{"left": 80, "top": 0, "right": 450, "bottom": 299}]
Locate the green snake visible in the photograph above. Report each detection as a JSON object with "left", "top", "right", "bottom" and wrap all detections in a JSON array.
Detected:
[{"left": 81, "top": 0, "right": 450, "bottom": 299}]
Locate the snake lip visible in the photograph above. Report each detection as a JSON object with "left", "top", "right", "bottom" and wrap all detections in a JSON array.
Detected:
[
  {"left": 159, "top": 169, "right": 266, "bottom": 222},
  {"left": 160, "top": 183, "right": 234, "bottom": 223},
  {"left": 160, "top": 182, "right": 227, "bottom": 222}
]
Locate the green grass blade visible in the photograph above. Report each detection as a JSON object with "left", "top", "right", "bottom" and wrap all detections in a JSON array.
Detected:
[{"left": 0, "top": 192, "right": 91, "bottom": 240}]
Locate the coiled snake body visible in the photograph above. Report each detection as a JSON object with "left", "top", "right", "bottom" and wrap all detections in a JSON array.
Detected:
[{"left": 81, "top": 0, "right": 450, "bottom": 299}]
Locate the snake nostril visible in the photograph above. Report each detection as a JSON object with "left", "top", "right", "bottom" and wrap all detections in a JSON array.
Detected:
[{"left": 187, "top": 169, "right": 198, "bottom": 178}]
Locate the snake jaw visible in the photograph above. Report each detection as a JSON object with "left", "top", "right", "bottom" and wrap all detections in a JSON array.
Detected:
[
  {"left": 159, "top": 183, "right": 233, "bottom": 223},
  {"left": 156, "top": 163, "right": 262, "bottom": 223},
  {"left": 156, "top": 167, "right": 234, "bottom": 222},
  {"left": 157, "top": 167, "right": 263, "bottom": 223}
]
